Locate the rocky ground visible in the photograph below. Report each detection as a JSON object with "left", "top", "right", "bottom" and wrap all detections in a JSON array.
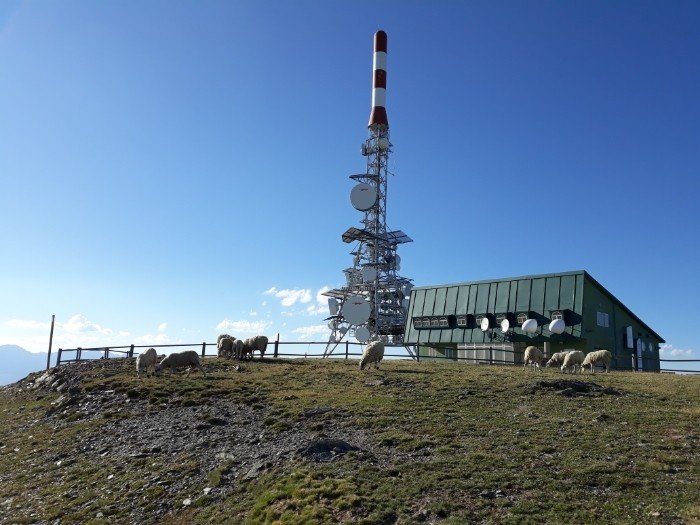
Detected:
[{"left": 1, "top": 359, "right": 388, "bottom": 523}]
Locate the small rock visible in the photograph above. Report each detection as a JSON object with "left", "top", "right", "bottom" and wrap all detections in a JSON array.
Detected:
[
  {"left": 649, "top": 511, "right": 660, "bottom": 517},
  {"left": 107, "top": 474, "right": 114, "bottom": 480},
  {"left": 183, "top": 498, "right": 192, "bottom": 506},
  {"left": 203, "top": 487, "right": 212, "bottom": 495},
  {"left": 96, "top": 512, "right": 104, "bottom": 518},
  {"left": 56, "top": 460, "right": 62, "bottom": 466}
]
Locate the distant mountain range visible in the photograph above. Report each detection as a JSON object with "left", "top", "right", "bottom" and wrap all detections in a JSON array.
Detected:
[{"left": 0, "top": 345, "right": 52, "bottom": 386}]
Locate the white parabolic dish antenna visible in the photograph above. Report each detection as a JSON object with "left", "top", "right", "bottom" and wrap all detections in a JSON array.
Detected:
[
  {"left": 350, "top": 183, "right": 377, "bottom": 211},
  {"left": 355, "top": 326, "right": 370, "bottom": 343},
  {"left": 480, "top": 317, "right": 490, "bottom": 331},
  {"left": 521, "top": 319, "right": 538, "bottom": 333},
  {"left": 549, "top": 319, "right": 566, "bottom": 334},
  {"left": 343, "top": 295, "right": 370, "bottom": 325},
  {"left": 361, "top": 266, "right": 377, "bottom": 282},
  {"left": 500, "top": 319, "right": 510, "bottom": 333}
]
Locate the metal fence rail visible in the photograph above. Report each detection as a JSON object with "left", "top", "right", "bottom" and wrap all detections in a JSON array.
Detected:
[{"left": 53, "top": 341, "right": 700, "bottom": 374}]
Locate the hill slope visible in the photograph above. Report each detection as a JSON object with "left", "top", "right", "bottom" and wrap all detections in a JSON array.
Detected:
[{"left": 0, "top": 358, "right": 698, "bottom": 524}]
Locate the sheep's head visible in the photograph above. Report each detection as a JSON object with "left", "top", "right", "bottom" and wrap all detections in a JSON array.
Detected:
[{"left": 154, "top": 364, "right": 163, "bottom": 376}]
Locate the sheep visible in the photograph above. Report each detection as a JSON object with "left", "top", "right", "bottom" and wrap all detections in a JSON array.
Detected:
[
  {"left": 218, "top": 337, "right": 236, "bottom": 359},
  {"left": 523, "top": 346, "right": 544, "bottom": 371},
  {"left": 560, "top": 350, "right": 585, "bottom": 374},
  {"left": 545, "top": 351, "right": 571, "bottom": 369},
  {"left": 581, "top": 349, "right": 612, "bottom": 373},
  {"left": 359, "top": 341, "right": 385, "bottom": 370},
  {"left": 155, "top": 350, "right": 206, "bottom": 377},
  {"left": 232, "top": 339, "right": 245, "bottom": 360},
  {"left": 136, "top": 347, "right": 158, "bottom": 378},
  {"left": 217, "top": 334, "right": 236, "bottom": 359},
  {"left": 241, "top": 335, "right": 269, "bottom": 360}
]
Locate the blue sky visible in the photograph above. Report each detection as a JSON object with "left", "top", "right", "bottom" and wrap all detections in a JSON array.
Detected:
[{"left": 1, "top": 1, "right": 698, "bottom": 368}]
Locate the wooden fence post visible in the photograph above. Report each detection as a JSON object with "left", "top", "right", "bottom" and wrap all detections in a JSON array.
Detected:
[
  {"left": 77, "top": 347, "right": 82, "bottom": 361},
  {"left": 56, "top": 348, "right": 62, "bottom": 366},
  {"left": 345, "top": 340, "right": 349, "bottom": 359},
  {"left": 129, "top": 344, "right": 134, "bottom": 358},
  {"left": 46, "top": 314, "right": 55, "bottom": 370},
  {"left": 489, "top": 347, "right": 493, "bottom": 365},
  {"left": 274, "top": 333, "right": 279, "bottom": 358},
  {"left": 201, "top": 342, "right": 206, "bottom": 357}
]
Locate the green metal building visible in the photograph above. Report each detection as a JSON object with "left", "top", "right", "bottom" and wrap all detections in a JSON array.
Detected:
[{"left": 404, "top": 271, "right": 664, "bottom": 371}]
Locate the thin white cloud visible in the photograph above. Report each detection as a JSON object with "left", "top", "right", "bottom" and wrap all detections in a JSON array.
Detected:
[
  {"left": 216, "top": 319, "right": 269, "bottom": 334},
  {"left": 133, "top": 333, "right": 180, "bottom": 346},
  {"left": 292, "top": 324, "right": 328, "bottom": 340},
  {"left": 158, "top": 323, "right": 168, "bottom": 332},
  {"left": 61, "top": 314, "right": 113, "bottom": 336},
  {"left": 264, "top": 287, "right": 312, "bottom": 307},
  {"left": 659, "top": 344, "right": 695, "bottom": 358},
  {"left": 307, "top": 286, "right": 331, "bottom": 315},
  {"left": 4, "top": 319, "right": 50, "bottom": 330}
]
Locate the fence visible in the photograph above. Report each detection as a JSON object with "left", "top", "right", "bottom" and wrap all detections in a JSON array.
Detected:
[{"left": 53, "top": 341, "right": 700, "bottom": 374}]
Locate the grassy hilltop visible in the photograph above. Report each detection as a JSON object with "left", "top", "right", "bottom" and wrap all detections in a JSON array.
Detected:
[{"left": 0, "top": 358, "right": 698, "bottom": 524}]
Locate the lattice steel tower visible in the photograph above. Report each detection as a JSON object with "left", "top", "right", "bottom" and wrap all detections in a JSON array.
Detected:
[{"left": 323, "top": 30, "right": 414, "bottom": 358}]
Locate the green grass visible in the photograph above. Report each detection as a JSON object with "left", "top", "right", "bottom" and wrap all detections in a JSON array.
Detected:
[{"left": 1, "top": 358, "right": 698, "bottom": 524}]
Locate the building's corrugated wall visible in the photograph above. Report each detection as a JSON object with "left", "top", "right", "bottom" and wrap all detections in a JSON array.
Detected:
[{"left": 405, "top": 271, "right": 663, "bottom": 370}]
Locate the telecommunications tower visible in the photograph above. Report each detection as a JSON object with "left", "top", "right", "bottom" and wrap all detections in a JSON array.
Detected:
[{"left": 323, "top": 30, "right": 415, "bottom": 358}]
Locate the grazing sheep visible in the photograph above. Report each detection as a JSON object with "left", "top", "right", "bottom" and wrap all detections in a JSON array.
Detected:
[
  {"left": 545, "top": 351, "right": 571, "bottom": 369},
  {"left": 561, "top": 350, "right": 585, "bottom": 374},
  {"left": 359, "top": 341, "right": 385, "bottom": 370},
  {"left": 136, "top": 347, "right": 158, "bottom": 378},
  {"left": 232, "top": 339, "right": 245, "bottom": 360},
  {"left": 218, "top": 337, "right": 236, "bottom": 359},
  {"left": 156, "top": 350, "right": 206, "bottom": 377},
  {"left": 581, "top": 349, "right": 612, "bottom": 373},
  {"left": 241, "top": 335, "right": 269, "bottom": 360},
  {"left": 523, "top": 346, "right": 544, "bottom": 371}
]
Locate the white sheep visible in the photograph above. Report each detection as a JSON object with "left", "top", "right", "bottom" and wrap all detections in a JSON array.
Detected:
[
  {"left": 217, "top": 334, "right": 236, "bottom": 359},
  {"left": 581, "top": 349, "right": 612, "bottom": 373},
  {"left": 545, "top": 351, "right": 571, "bottom": 369},
  {"left": 242, "top": 335, "right": 269, "bottom": 360},
  {"left": 232, "top": 339, "right": 245, "bottom": 360},
  {"left": 561, "top": 350, "right": 585, "bottom": 374},
  {"left": 523, "top": 346, "right": 544, "bottom": 371},
  {"left": 136, "top": 347, "right": 158, "bottom": 378},
  {"left": 156, "top": 350, "right": 206, "bottom": 377},
  {"left": 218, "top": 337, "right": 236, "bottom": 359},
  {"left": 359, "top": 341, "right": 385, "bottom": 370}
]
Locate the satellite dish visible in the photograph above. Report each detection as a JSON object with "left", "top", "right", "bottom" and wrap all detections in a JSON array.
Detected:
[
  {"left": 549, "top": 319, "right": 566, "bottom": 334},
  {"left": 355, "top": 326, "right": 370, "bottom": 343},
  {"left": 500, "top": 319, "right": 510, "bottom": 333},
  {"left": 328, "top": 298, "right": 339, "bottom": 315},
  {"left": 361, "top": 266, "right": 377, "bottom": 282},
  {"left": 343, "top": 295, "right": 370, "bottom": 325},
  {"left": 327, "top": 319, "right": 338, "bottom": 330},
  {"left": 350, "top": 183, "right": 377, "bottom": 211},
  {"left": 378, "top": 137, "right": 390, "bottom": 150},
  {"left": 480, "top": 317, "right": 490, "bottom": 331},
  {"left": 521, "top": 319, "right": 538, "bottom": 333}
]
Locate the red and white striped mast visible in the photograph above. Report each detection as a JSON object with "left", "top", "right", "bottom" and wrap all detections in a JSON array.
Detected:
[{"left": 323, "top": 30, "right": 414, "bottom": 358}]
